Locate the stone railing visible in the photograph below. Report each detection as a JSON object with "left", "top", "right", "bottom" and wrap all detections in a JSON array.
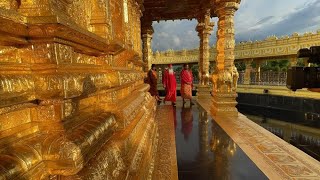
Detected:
[
  {"left": 238, "top": 71, "right": 287, "bottom": 86},
  {"left": 152, "top": 30, "right": 320, "bottom": 64}
]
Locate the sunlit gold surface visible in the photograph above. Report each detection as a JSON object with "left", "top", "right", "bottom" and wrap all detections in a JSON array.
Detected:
[
  {"left": 0, "top": 0, "right": 244, "bottom": 178},
  {"left": 0, "top": 0, "right": 157, "bottom": 179},
  {"left": 237, "top": 85, "right": 320, "bottom": 100},
  {"left": 6, "top": 0, "right": 315, "bottom": 179},
  {"left": 197, "top": 98, "right": 320, "bottom": 180},
  {"left": 152, "top": 106, "right": 178, "bottom": 180}
]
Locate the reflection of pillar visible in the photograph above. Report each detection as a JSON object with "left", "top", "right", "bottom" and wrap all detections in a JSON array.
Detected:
[
  {"left": 196, "top": 9, "right": 214, "bottom": 98},
  {"left": 244, "top": 59, "right": 253, "bottom": 85},
  {"left": 141, "top": 21, "right": 154, "bottom": 71},
  {"left": 256, "top": 60, "right": 261, "bottom": 82},
  {"left": 198, "top": 110, "right": 209, "bottom": 161},
  {"left": 211, "top": 1, "right": 240, "bottom": 116}
]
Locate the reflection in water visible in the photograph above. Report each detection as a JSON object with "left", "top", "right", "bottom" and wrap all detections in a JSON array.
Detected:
[
  {"left": 175, "top": 103, "right": 267, "bottom": 180},
  {"left": 211, "top": 119, "right": 237, "bottom": 179},
  {"left": 173, "top": 107, "right": 177, "bottom": 129},
  {"left": 198, "top": 110, "right": 209, "bottom": 163},
  {"left": 181, "top": 106, "right": 193, "bottom": 140}
]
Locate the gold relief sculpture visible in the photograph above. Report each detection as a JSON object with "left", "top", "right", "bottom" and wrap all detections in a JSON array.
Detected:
[
  {"left": 197, "top": 8, "right": 214, "bottom": 89},
  {"left": 0, "top": 0, "right": 151, "bottom": 178}
]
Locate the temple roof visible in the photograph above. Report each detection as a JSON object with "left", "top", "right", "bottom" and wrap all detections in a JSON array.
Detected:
[{"left": 142, "top": 0, "right": 217, "bottom": 21}]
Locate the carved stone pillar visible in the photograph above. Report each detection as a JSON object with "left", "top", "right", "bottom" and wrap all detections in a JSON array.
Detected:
[
  {"left": 244, "top": 59, "right": 253, "bottom": 85},
  {"left": 196, "top": 9, "right": 214, "bottom": 98},
  {"left": 211, "top": 1, "right": 240, "bottom": 116},
  {"left": 141, "top": 21, "right": 154, "bottom": 71}
]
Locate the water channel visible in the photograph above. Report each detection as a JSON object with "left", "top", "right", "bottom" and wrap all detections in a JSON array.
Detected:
[
  {"left": 173, "top": 102, "right": 267, "bottom": 180},
  {"left": 238, "top": 104, "right": 320, "bottom": 161}
]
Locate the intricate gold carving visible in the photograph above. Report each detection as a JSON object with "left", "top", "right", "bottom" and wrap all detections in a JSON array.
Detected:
[
  {"left": 141, "top": 21, "right": 154, "bottom": 71},
  {"left": 0, "top": 1, "right": 150, "bottom": 178},
  {"left": 211, "top": 0, "right": 240, "bottom": 116},
  {"left": 196, "top": 9, "right": 214, "bottom": 86}
]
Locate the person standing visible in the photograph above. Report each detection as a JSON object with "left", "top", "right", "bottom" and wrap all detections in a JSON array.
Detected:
[
  {"left": 147, "top": 64, "right": 162, "bottom": 104},
  {"left": 180, "top": 64, "right": 194, "bottom": 105},
  {"left": 162, "top": 64, "right": 177, "bottom": 106}
]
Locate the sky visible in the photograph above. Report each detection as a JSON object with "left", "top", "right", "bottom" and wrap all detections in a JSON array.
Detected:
[{"left": 152, "top": 0, "right": 320, "bottom": 51}]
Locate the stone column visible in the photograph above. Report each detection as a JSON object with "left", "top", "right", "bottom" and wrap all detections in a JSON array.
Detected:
[
  {"left": 244, "top": 59, "right": 253, "bottom": 85},
  {"left": 141, "top": 21, "right": 154, "bottom": 71},
  {"left": 196, "top": 9, "right": 214, "bottom": 98},
  {"left": 211, "top": 1, "right": 240, "bottom": 116}
]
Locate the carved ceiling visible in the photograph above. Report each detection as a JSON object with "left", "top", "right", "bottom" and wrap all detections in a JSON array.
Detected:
[{"left": 142, "top": 0, "right": 216, "bottom": 22}]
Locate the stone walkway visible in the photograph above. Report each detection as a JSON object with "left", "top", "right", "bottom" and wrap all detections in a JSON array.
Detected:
[
  {"left": 153, "top": 105, "right": 178, "bottom": 180},
  {"left": 197, "top": 98, "right": 320, "bottom": 180}
]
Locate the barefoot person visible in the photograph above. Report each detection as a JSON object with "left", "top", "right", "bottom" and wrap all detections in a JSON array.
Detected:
[
  {"left": 147, "top": 64, "right": 162, "bottom": 104},
  {"left": 162, "top": 64, "right": 177, "bottom": 106},
  {"left": 180, "top": 64, "right": 193, "bottom": 106}
]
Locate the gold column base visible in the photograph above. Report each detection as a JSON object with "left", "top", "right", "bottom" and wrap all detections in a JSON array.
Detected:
[
  {"left": 211, "top": 91, "right": 238, "bottom": 117},
  {"left": 197, "top": 85, "right": 211, "bottom": 99}
]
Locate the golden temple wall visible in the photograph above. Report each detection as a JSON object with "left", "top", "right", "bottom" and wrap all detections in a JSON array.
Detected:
[
  {"left": 151, "top": 30, "right": 320, "bottom": 64},
  {"left": 0, "top": 0, "right": 156, "bottom": 179}
]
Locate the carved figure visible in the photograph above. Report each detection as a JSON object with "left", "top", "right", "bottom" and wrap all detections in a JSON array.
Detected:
[
  {"left": 211, "top": 65, "right": 238, "bottom": 93},
  {"left": 218, "top": 70, "right": 232, "bottom": 92},
  {"left": 231, "top": 66, "right": 239, "bottom": 91}
]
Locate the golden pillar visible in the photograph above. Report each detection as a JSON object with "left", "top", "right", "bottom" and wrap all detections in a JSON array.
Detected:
[
  {"left": 211, "top": 1, "right": 240, "bottom": 117},
  {"left": 196, "top": 9, "right": 214, "bottom": 98},
  {"left": 141, "top": 21, "right": 154, "bottom": 71},
  {"left": 196, "top": 9, "right": 214, "bottom": 86},
  {"left": 244, "top": 59, "right": 253, "bottom": 85}
]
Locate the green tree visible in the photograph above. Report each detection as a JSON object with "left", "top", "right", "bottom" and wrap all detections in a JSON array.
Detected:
[
  {"left": 174, "top": 66, "right": 183, "bottom": 74},
  {"left": 261, "top": 60, "right": 289, "bottom": 72},
  {"left": 235, "top": 61, "right": 245, "bottom": 71},
  {"left": 191, "top": 65, "right": 199, "bottom": 77}
]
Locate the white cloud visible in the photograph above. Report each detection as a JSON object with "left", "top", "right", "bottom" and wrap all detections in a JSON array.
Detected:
[
  {"left": 173, "top": 36, "right": 181, "bottom": 46},
  {"left": 152, "top": 0, "right": 320, "bottom": 51}
]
